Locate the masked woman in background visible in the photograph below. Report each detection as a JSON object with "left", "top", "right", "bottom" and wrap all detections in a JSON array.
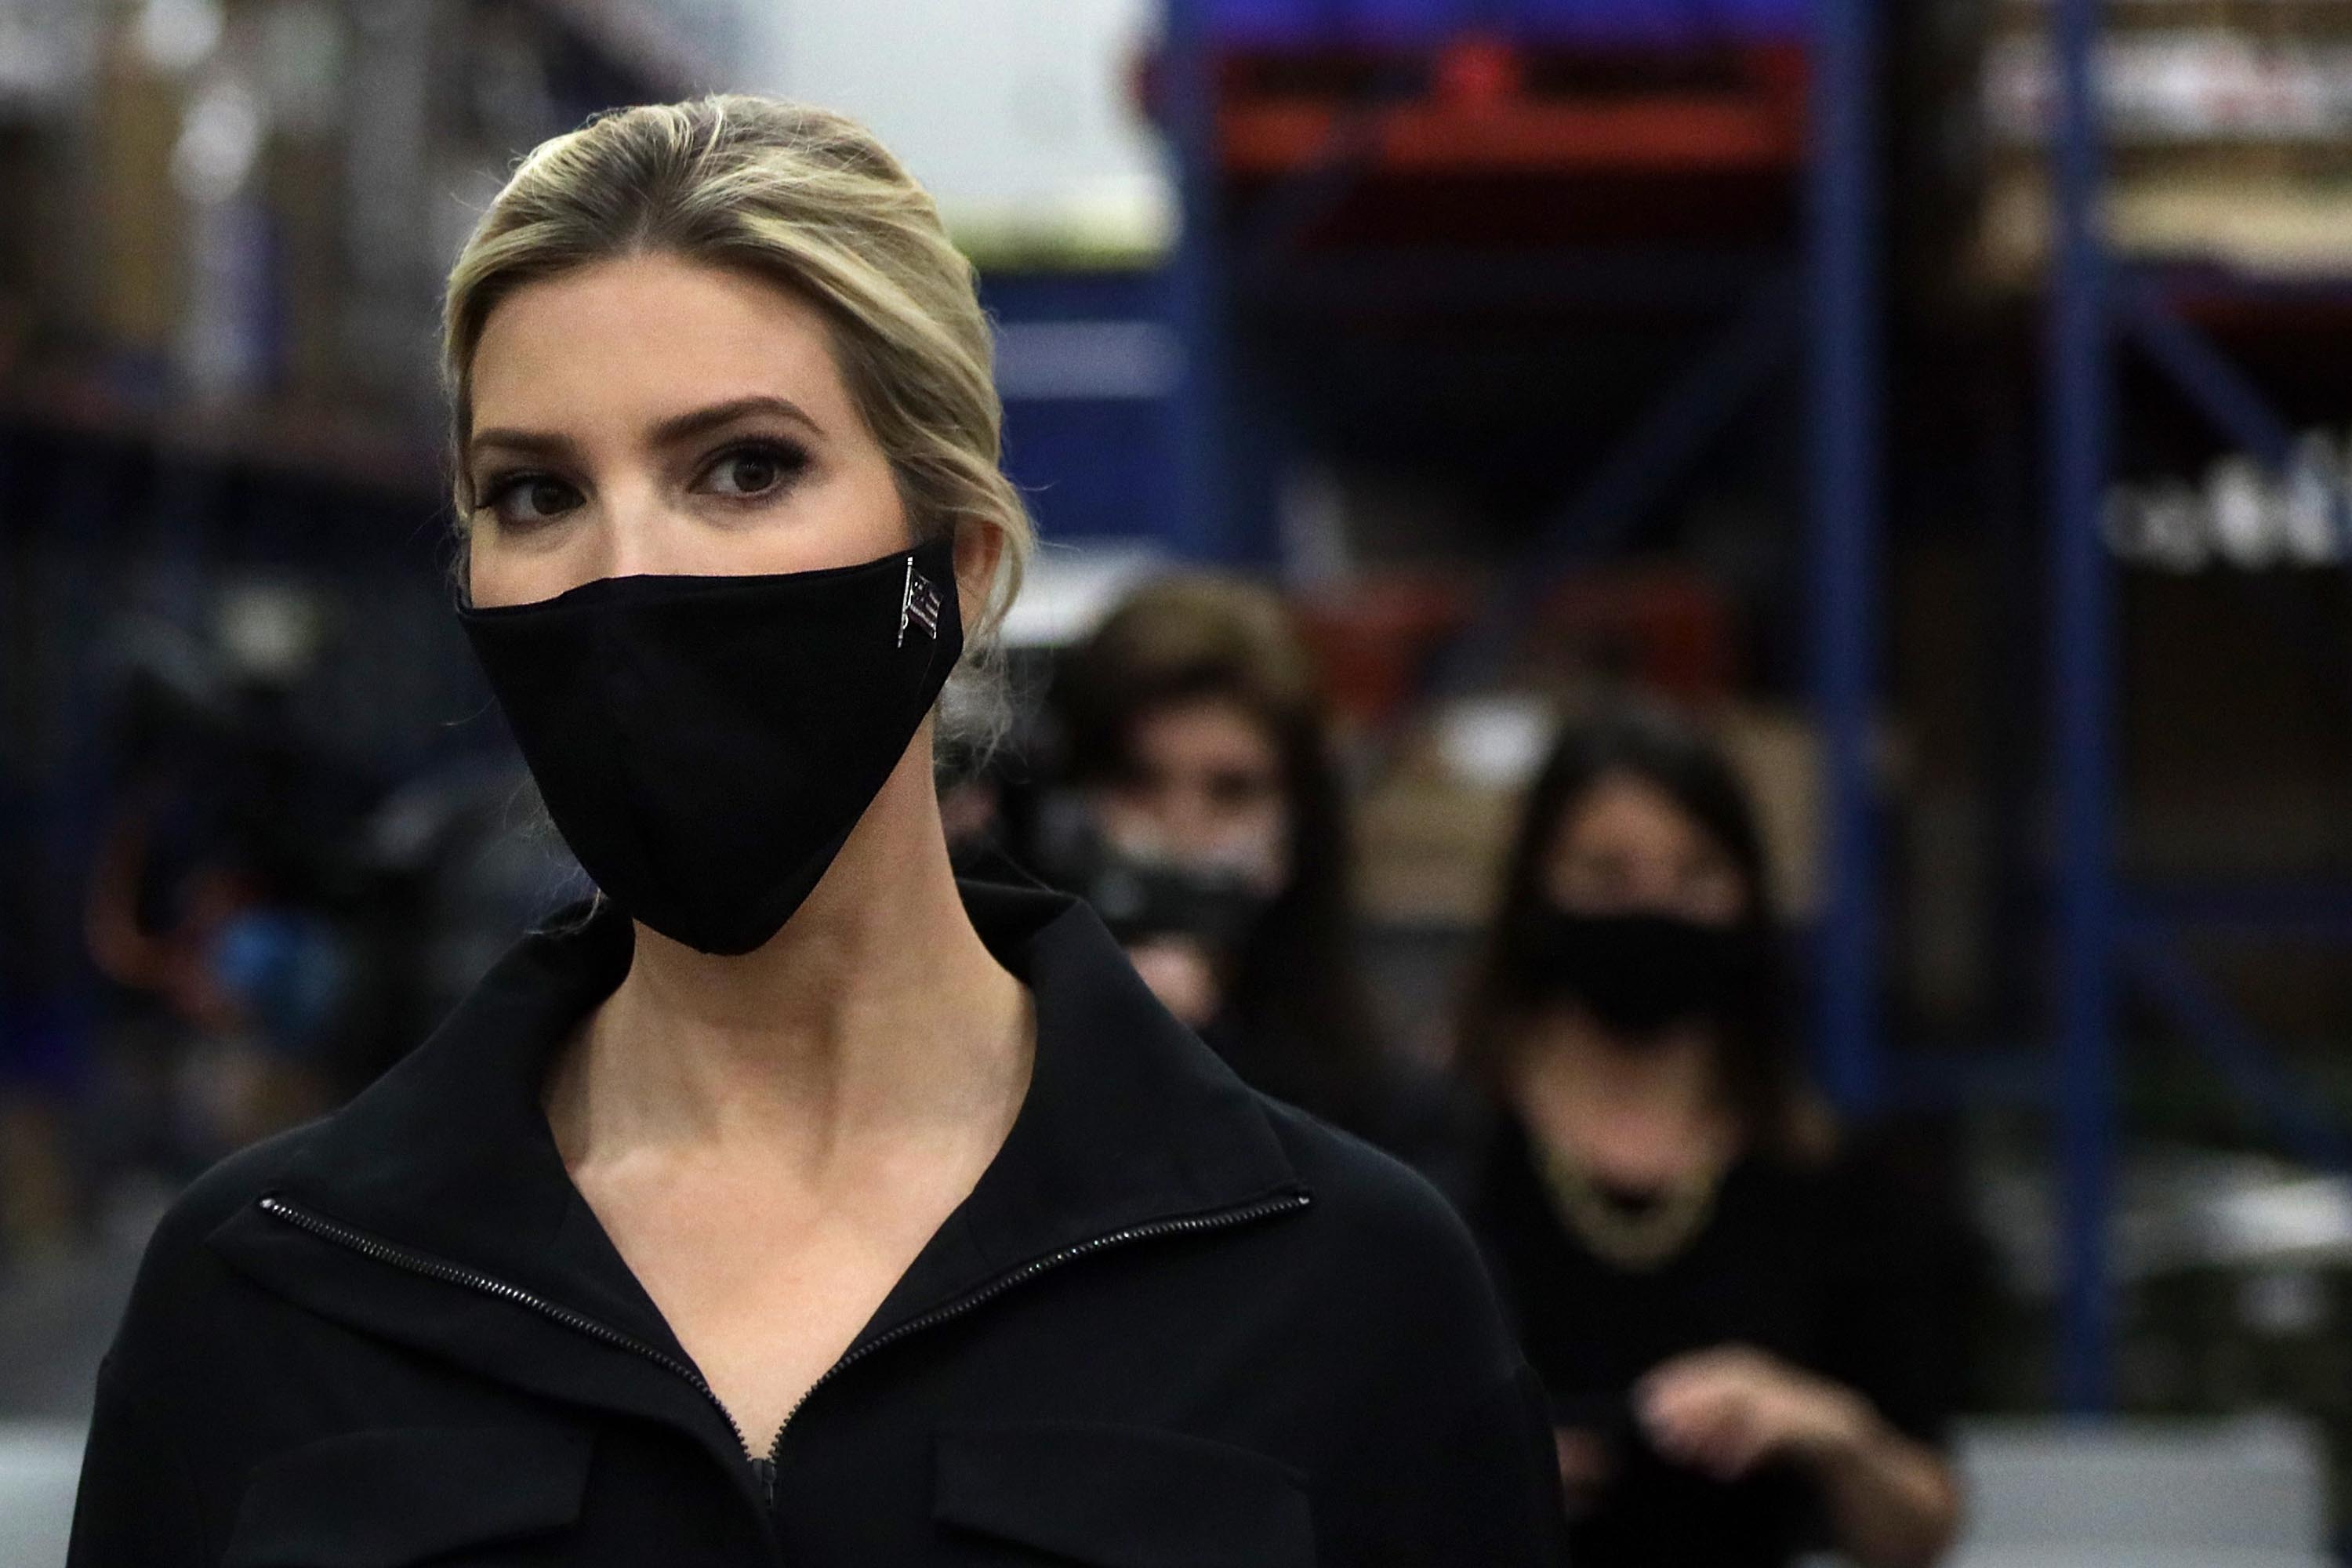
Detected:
[
  {"left": 1454, "top": 706, "right": 1964, "bottom": 1568},
  {"left": 1050, "top": 575, "right": 1444, "bottom": 1157},
  {"left": 69, "top": 97, "right": 1566, "bottom": 1566}
]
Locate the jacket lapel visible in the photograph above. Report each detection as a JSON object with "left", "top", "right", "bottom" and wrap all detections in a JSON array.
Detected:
[
  {"left": 204, "top": 906, "right": 750, "bottom": 1464},
  {"left": 866, "top": 883, "right": 1303, "bottom": 1338},
  {"left": 202, "top": 880, "right": 1304, "bottom": 1463}
]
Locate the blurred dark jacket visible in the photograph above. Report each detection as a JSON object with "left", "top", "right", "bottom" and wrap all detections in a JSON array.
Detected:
[{"left": 1452, "top": 1102, "right": 1974, "bottom": 1568}]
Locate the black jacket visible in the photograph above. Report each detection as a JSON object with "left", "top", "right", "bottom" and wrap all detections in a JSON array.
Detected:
[{"left": 69, "top": 880, "right": 1570, "bottom": 1565}]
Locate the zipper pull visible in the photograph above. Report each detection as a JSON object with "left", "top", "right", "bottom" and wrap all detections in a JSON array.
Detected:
[{"left": 752, "top": 1454, "right": 779, "bottom": 1512}]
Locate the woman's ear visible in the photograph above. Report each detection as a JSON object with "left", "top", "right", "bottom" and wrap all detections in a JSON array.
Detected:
[{"left": 951, "top": 521, "right": 1004, "bottom": 629}]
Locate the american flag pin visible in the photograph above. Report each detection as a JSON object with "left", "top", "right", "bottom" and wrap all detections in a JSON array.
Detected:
[{"left": 898, "top": 555, "right": 943, "bottom": 647}]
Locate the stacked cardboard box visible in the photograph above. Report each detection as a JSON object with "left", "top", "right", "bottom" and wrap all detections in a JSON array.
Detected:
[
  {"left": 1973, "top": 0, "right": 2352, "bottom": 282},
  {"left": 2, "top": 0, "right": 734, "bottom": 469}
]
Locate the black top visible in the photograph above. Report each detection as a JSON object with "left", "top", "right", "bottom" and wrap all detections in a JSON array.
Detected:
[
  {"left": 1460, "top": 1109, "right": 1964, "bottom": 1568},
  {"left": 68, "top": 880, "right": 1568, "bottom": 1566},
  {"left": 1198, "top": 1010, "right": 1471, "bottom": 1172}
]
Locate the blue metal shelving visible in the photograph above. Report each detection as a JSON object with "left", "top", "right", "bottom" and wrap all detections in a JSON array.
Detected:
[
  {"left": 1156, "top": 0, "right": 2352, "bottom": 1417},
  {"left": 2045, "top": 0, "right": 2352, "bottom": 1410},
  {"left": 1807, "top": 0, "right": 1882, "bottom": 1116},
  {"left": 2049, "top": 0, "right": 2118, "bottom": 1414},
  {"left": 1157, "top": 0, "right": 1889, "bottom": 1122}
]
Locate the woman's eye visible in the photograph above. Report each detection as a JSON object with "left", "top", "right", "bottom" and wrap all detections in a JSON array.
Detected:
[
  {"left": 481, "top": 474, "right": 582, "bottom": 528},
  {"left": 699, "top": 441, "right": 806, "bottom": 499}
]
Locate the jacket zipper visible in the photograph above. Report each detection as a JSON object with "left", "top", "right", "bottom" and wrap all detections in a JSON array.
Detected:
[
  {"left": 256, "top": 1189, "right": 1310, "bottom": 1512},
  {"left": 758, "top": 1190, "right": 1313, "bottom": 1476},
  {"left": 255, "top": 1195, "right": 760, "bottom": 1459}
]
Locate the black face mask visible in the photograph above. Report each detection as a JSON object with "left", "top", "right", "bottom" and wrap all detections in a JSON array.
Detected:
[
  {"left": 1507, "top": 907, "right": 1755, "bottom": 1041},
  {"left": 459, "top": 535, "right": 963, "bottom": 956}
]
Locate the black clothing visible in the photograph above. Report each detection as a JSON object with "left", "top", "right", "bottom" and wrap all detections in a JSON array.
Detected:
[
  {"left": 1196, "top": 1008, "right": 1462, "bottom": 1171},
  {"left": 70, "top": 880, "right": 1569, "bottom": 1566},
  {"left": 1461, "top": 1109, "right": 1963, "bottom": 1568}
]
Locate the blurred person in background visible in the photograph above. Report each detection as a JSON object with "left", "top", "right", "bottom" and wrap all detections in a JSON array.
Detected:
[
  {"left": 69, "top": 96, "right": 1567, "bottom": 1566},
  {"left": 1452, "top": 705, "right": 1964, "bottom": 1568},
  {"left": 1045, "top": 573, "right": 1449, "bottom": 1156},
  {"left": 82, "top": 595, "right": 372, "bottom": 1174}
]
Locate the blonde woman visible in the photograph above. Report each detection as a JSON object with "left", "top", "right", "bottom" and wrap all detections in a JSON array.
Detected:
[{"left": 67, "top": 99, "right": 1567, "bottom": 1566}]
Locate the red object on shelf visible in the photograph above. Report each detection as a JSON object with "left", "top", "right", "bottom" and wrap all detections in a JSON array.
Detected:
[
  {"left": 1204, "top": 40, "right": 1809, "bottom": 179},
  {"left": 1294, "top": 576, "right": 1475, "bottom": 730},
  {"left": 1432, "top": 35, "right": 1524, "bottom": 111},
  {"left": 1537, "top": 568, "right": 1739, "bottom": 702},
  {"left": 1222, "top": 96, "right": 1798, "bottom": 175}
]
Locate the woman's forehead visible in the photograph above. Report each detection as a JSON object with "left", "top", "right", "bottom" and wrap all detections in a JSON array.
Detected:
[
  {"left": 468, "top": 253, "right": 851, "bottom": 439},
  {"left": 1559, "top": 775, "right": 1718, "bottom": 858}
]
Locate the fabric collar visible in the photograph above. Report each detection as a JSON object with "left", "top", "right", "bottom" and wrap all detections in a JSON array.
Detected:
[{"left": 223, "top": 877, "right": 1302, "bottom": 1355}]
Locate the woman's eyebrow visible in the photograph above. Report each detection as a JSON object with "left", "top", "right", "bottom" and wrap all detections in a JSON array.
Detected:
[
  {"left": 464, "top": 397, "right": 824, "bottom": 469},
  {"left": 465, "top": 427, "right": 579, "bottom": 466},
  {"left": 648, "top": 394, "right": 824, "bottom": 446}
]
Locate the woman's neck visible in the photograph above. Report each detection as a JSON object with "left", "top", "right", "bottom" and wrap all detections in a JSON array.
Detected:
[
  {"left": 1506, "top": 1011, "right": 1737, "bottom": 1188},
  {"left": 546, "top": 728, "right": 1033, "bottom": 1181}
]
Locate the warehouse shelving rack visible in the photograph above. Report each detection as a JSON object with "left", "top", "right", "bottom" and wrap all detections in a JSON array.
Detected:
[
  {"left": 1156, "top": 0, "right": 1889, "bottom": 1104},
  {"left": 1161, "top": 0, "right": 2352, "bottom": 1417},
  {"left": 2045, "top": 0, "right": 2352, "bottom": 1410}
]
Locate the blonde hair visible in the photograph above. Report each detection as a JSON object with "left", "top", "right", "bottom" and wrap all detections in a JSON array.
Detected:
[{"left": 441, "top": 95, "right": 1031, "bottom": 735}]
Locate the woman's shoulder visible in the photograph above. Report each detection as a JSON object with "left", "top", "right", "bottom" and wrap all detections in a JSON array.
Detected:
[
  {"left": 1254, "top": 1094, "right": 1512, "bottom": 1334},
  {"left": 107, "top": 1120, "right": 331, "bottom": 1359},
  {"left": 151, "top": 1119, "right": 323, "bottom": 1247}
]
